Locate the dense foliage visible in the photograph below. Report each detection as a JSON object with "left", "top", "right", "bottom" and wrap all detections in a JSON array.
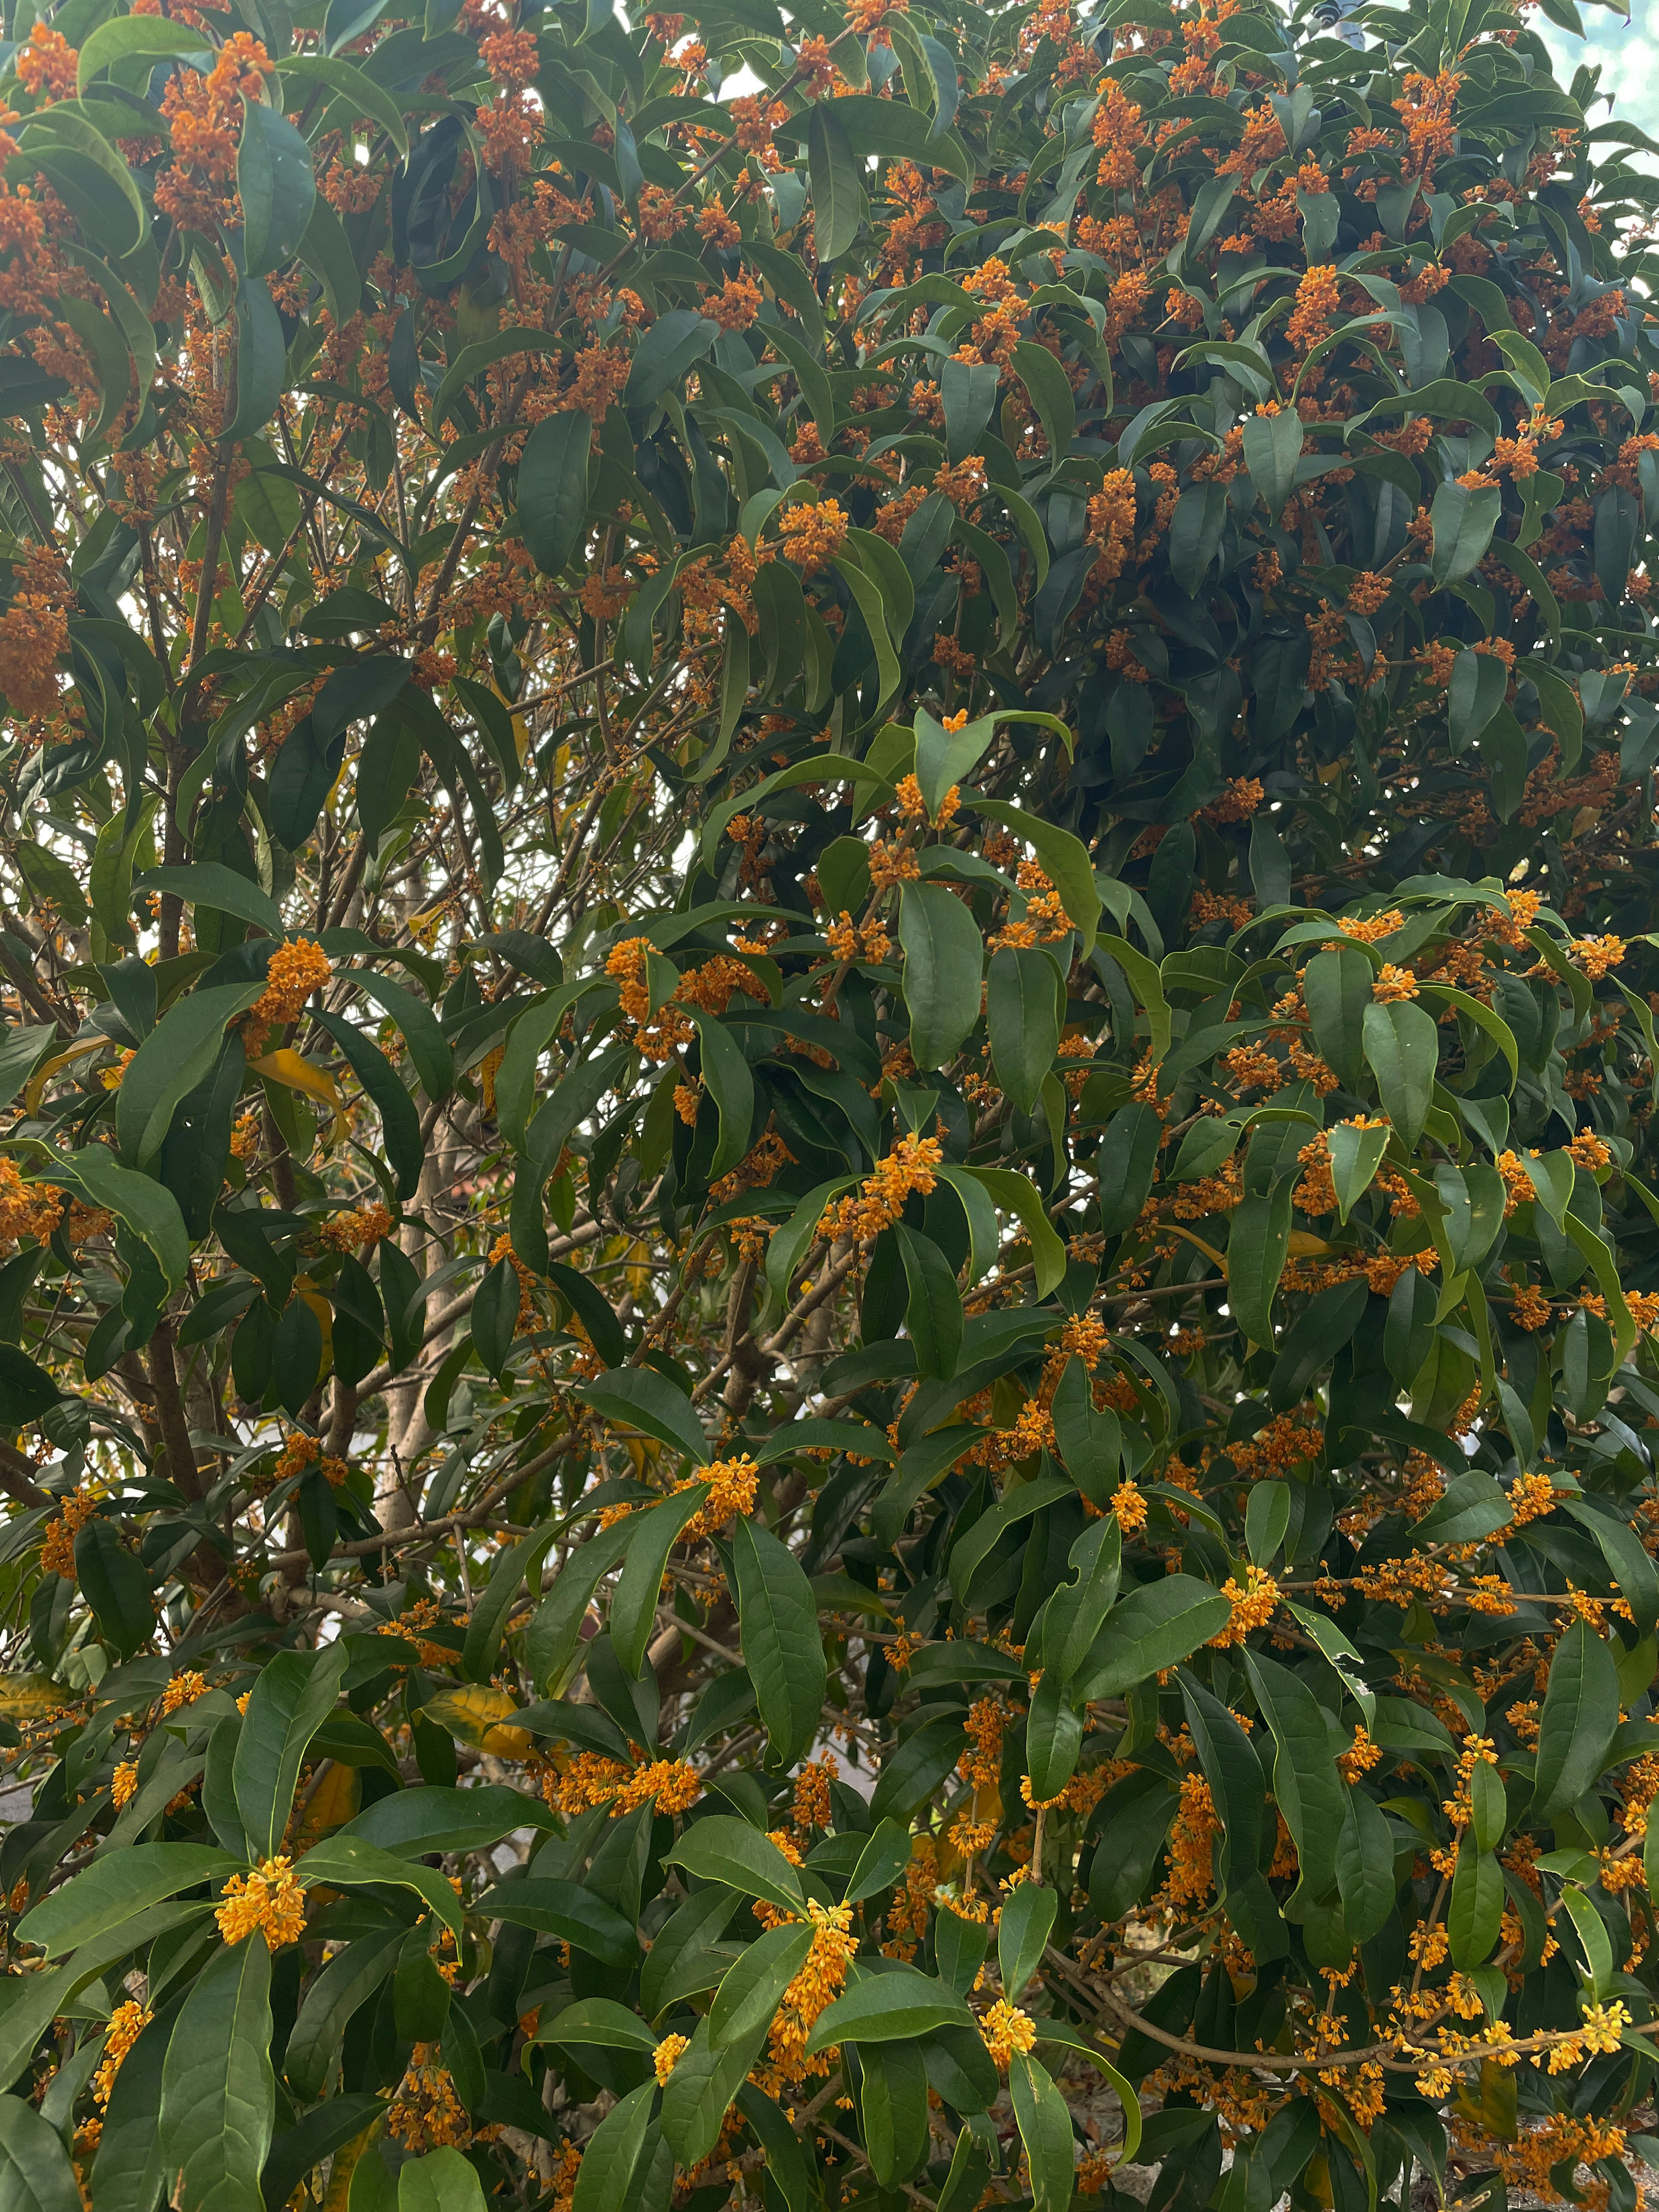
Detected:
[{"left": 2, "top": 0, "right": 1659, "bottom": 2203}]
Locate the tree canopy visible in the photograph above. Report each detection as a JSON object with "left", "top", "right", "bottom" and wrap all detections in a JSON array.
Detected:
[{"left": 0, "top": 0, "right": 1656, "bottom": 2204}]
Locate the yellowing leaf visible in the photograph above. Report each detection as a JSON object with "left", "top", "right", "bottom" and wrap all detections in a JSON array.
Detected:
[
  {"left": 0, "top": 1673, "right": 67, "bottom": 1720},
  {"left": 248, "top": 1049, "right": 344, "bottom": 1144},
  {"left": 1286, "top": 1233, "right": 1332, "bottom": 1258},
  {"left": 296, "top": 1758, "right": 360, "bottom": 1841},
  {"left": 24, "top": 1039, "right": 103, "bottom": 1116},
  {"left": 422, "top": 1683, "right": 534, "bottom": 1759}
]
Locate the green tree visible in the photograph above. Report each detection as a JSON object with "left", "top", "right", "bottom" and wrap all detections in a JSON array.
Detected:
[{"left": 0, "top": 0, "right": 1651, "bottom": 2202}]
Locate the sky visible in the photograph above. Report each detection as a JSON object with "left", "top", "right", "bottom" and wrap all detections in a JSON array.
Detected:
[{"left": 1543, "top": 0, "right": 1656, "bottom": 133}]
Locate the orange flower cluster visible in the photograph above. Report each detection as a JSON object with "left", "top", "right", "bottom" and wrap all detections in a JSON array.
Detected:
[
  {"left": 817, "top": 1133, "right": 944, "bottom": 1243},
  {"left": 0, "top": 547, "right": 71, "bottom": 723},
  {"left": 216, "top": 1857, "right": 308, "bottom": 1949},
  {"left": 40, "top": 1491, "right": 94, "bottom": 1579},
  {"left": 674, "top": 1452, "right": 759, "bottom": 1540},
  {"left": 247, "top": 938, "right": 332, "bottom": 1039},
  {"left": 319, "top": 1202, "right": 394, "bottom": 1252},
  {"left": 778, "top": 499, "right": 850, "bottom": 575}
]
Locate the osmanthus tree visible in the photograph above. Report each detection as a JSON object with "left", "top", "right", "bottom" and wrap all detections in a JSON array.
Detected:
[{"left": 0, "top": 0, "right": 1657, "bottom": 2200}]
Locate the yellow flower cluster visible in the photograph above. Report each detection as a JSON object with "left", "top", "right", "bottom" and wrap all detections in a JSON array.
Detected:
[
  {"left": 161, "top": 1670, "right": 207, "bottom": 1713},
  {"left": 979, "top": 1998, "right": 1038, "bottom": 2069},
  {"left": 92, "top": 2001, "right": 150, "bottom": 2108},
  {"left": 319, "top": 1202, "right": 394, "bottom": 1252},
  {"left": 673, "top": 1453, "right": 759, "bottom": 1541},
  {"left": 1209, "top": 1565, "right": 1280, "bottom": 1648},
  {"left": 760, "top": 1899, "right": 856, "bottom": 2087},
  {"left": 40, "top": 1491, "right": 94, "bottom": 1579},
  {"left": 215, "top": 1857, "right": 307, "bottom": 1949},
  {"left": 817, "top": 1133, "right": 944, "bottom": 1244}
]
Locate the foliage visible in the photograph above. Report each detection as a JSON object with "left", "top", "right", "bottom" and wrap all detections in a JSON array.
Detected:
[{"left": 0, "top": 0, "right": 1656, "bottom": 2203}]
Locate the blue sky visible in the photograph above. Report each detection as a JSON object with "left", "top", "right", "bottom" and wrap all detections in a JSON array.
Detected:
[{"left": 1543, "top": 1, "right": 1654, "bottom": 133}]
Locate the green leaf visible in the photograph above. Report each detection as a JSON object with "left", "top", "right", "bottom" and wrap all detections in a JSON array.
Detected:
[
  {"left": 1448, "top": 648, "right": 1509, "bottom": 755},
  {"left": 1363, "top": 998, "right": 1438, "bottom": 1149},
  {"left": 948, "top": 1471, "right": 1072, "bottom": 1600},
  {"left": 73, "top": 1516, "right": 154, "bottom": 1659},
  {"left": 808, "top": 101, "right": 861, "bottom": 261},
  {"left": 1268, "top": 1275, "right": 1368, "bottom": 1411},
  {"left": 1074, "top": 1576, "right": 1232, "bottom": 1700},
  {"left": 472, "top": 1877, "right": 633, "bottom": 1964},
  {"left": 869, "top": 1714, "right": 968, "bottom": 1824},
  {"left": 1009, "top": 2051, "right": 1074, "bottom": 2212},
  {"left": 0, "top": 1028, "right": 54, "bottom": 1113},
  {"left": 115, "top": 983, "right": 264, "bottom": 1168},
  {"left": 1041, "top": 1518, "right": 1122, "bottom": 1683},
  {"left": 296, "top": 194, "right": 363, "bottom": 324},
  {"left": 845, "top": 1818, "right": 915, "bottom": 1906},
  {"left": 894, "top": 1224, "right": 963, "bottom": 1380},
  {"left": 973, "top": 799, "right": 1100, "bottom": 957},
  {"left": 1011, "top": 340, "right": 1075, "bottom": 462},
  {"left": 533, "top": 1999, "right": 660, "bottom": 2054},
  {"left": 77, "top": 14, "right": 211, "bottom": 84},
  {"left": 1242, "top": 1650, "right": 1344, "bottom": 1913},
  {"left": 1242, "top": 404, "right": 1303, "bottom": 517},
  {"left": 685, "top": 1006, "right": 753, "bottom": 1180},
  {"left": 1096, "top": 1100, "right": 1163, "bottom": 1236},
  {"left": 1531, "top": 1618, "right": 1619, "bottom": 1820},
  {"left": 283, "top": 1925, "right": 404, "bottom": 2103},
  {"left": 1328, "top": 1118, "right": 1390, "bottom": 1224},
  {"left": 139, "top": 864, "right": 286, "bottom": 941},
  {"left": 157, "top": 1938, "right": 275, "bottom": 2212},
  {"left": 860, "top": 2037, "right": 930, "bottom": 2188},
  {"left": 1179, "top": 1670, "right": 1263, "bottom": 1893},
  {"left": 998, "top": 1882, "right": 1057, "bottom": 2001},
  {"left": 398, "top": 2149, "right": 486, "bottom": 2212},
  {"left": 805, "top": 1963, "right": 974, "bottom": 2052},
  {"left": 832, "top": 547, "right": 902, "bottom": 706},
  {"left": 663, "top": 1815, "right": 806, "bottom": 1916},
  {"left": 1448, "top": 1837, "right": 1504, "bottom": 1968},
  {"left": 312, "top": 1011, "right": 422, "bottom": 1199},
  {"left": 238, "top": 99, "right": 316, "bottom": 277},
  {"left": 1169, "top": 480, "right": 1229, "bottom": 596},
  {"left": 225, "top": 274, "right": 286, "bottom": 443},
  {"left": 572, "top": 2085, "right": 657, "bottom": 2212},
  {"left": 461, "top": 1522, "right": 559, "bottom": 1683},
  {"left": 660, "top": 2021, "right": 760, "bottom": 2170},
  {"left": 956, "top": 1165, "right": 1066, "bottom": 1297},
  {"left": 431, "top": 329, "right": 560, "bottom": 433},
  {"left": 987, "top": 946, "right": 1060, "bottom": 1117},
  {"left": 576, "top": 1366, "right": 708, "bottom": 1464},
  {"left": 1335, "top": 1785, "right": 1396, "bottom": 1943},
  {"left": 731, "top": 1517, "right": 825, "bottom": 1766},
  {"left": 524, "top": 1521, "right": 635, "bottom": 1693},
  {"left": 1430, "top": 477, "right": 1502, "bottom": 587},
  {"left": 54, "top": 1146, "right": 189, "bottom": 1296},
  {"left": 518, "top": 410, "right": 593, "bottom": 575},
  {"left": 277, "top": 54, "right": 409, "bottom": 156},
  {"left": 331, "top": 966, "right": 451, "bottom": 1103},
  {"left": 233, "top": 1644, "right": 349, "bottom": 1861},
  {"left": 16, "top": 1841, "right": 236, "bottom": 1960},
  {"left": 92, "top": 1999, "right": 177, "bottom": 2212},
  {"left": 1227, "top": 1180, "right": 1295, "bottom": 1349},
  {"left": 611, "top": 1489, "right": 705, "bottom": 1677},
  {"left": 470, "top": 1257, "right": 520, "bottom": 1380},
  {"left": 709, "top": 1920, "right": 814, "bottom": 2047},
  {"left": 1303, "top": 945, "right": 1371, "bottom": 1090},
  {"left": 0, "top": 2094, "right": 82, "bottom": 2212},
  {"left": 296, "top": 1835, "right": 465, "bottom": 1941},
  {"left": 625, "top": 310, "right": 718, "bottom": 412},
  {"left": 898, "top": 881, "right": 983, "bottom": 1071}
]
